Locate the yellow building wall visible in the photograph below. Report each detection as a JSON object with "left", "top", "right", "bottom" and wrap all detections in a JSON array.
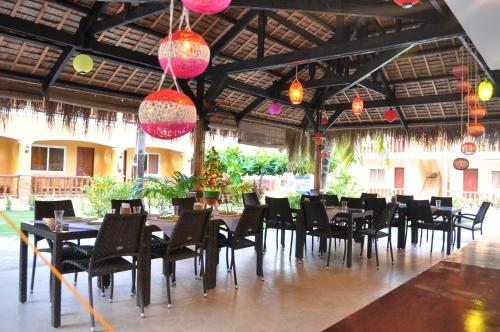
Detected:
[
  {"left": 0, "top": 137, "right": 19, "bottom": 174},
  {"left": 125, "top": 147, "right": 184, "bottom": 179},
  {"left": 33, "top": 140, "right": 116, "bottom": 177}
]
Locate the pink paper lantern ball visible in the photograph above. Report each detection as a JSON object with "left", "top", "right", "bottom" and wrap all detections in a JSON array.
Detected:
[
  {"left": 158, "top": 30, "right": 210, "bottom": 79},
  {"left": 139, "top": 89, "right": 197, "bottom": 140},
  {"left": 181, "top": 0, "right": 231, "bottom": 15},
  {"left": 268, "top": 102, "right": 282, "bottom": 115}
]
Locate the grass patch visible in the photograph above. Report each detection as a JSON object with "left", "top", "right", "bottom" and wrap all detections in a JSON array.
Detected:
[{"left": 0, "top": 210, "right": 34, "bottom": 237}]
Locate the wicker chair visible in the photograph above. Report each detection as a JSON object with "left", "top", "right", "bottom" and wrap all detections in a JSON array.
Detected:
[
  {"left": 360, "top": 193, "right": 378, "bottom": 200},
  {"left": 396, "top": 195, "right": 414, "bottom": 203},
  {"left": 31, "top": 200, "right": 91, "bottom": 293},
  {"left": 407, "top": 200, "right": 446, "bottom": 255},
  {"left": 163, "top": 209, "right": 212, "bottom": 308},
  {"left": 364, "top": 198, "right": 387, "bottom": 220},
  {"left": 172, "top": 197, "right": 196, "bottom": 215},
  {"left": 63, "top": 213, "right": 148, "bottom": 331},
  {"left": 455, "top": 201, "right": 490, "bottom": 242},
  {"left": 218, "top": 205, "right": 266, "bottom": 288},
  {"left": 111, "top": 199, "right": 145, "bottom": 213},
  {"left": 322, "top": 194, "right": 339, "bottom": 207},
  {"left": 357, "top": 203, "right": 397, "bottom": 268},
  {"left": 300, "top": 194, "right": 322, "bottom": 202},
  {"left": 340, "top": 197, "right": 364, "bottom": 209},
  {"left": 264, "top": 197, "right": 296, "bottom": 255},
  {"left": 301, "top": 200, "right": 349, "bottom": 270},
  {"left": 430, "top": 196, "right": 453, "bottom": 207},
  {"left": 242, "top": 192, "right": 260, "bottom": 207}
]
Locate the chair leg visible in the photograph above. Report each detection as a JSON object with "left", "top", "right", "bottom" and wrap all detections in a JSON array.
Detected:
[
  {"left": 430, "top": 229, "right": 435, "bottom": 255},
  {"left": 138, "top": 267, "right": 145, "bottom": 318},
  {"left": 472, "top": 231, "right": 475, "bottom": 240},
  {"left": 374, "top": 238, "right": 380, "bottom": 268},
  {"left": 426, "top": 229, "right": 429, "bottom": 242},
  {"left": 231, "top": 248, "right": 238, "bottom": 289},
  {"left": 30, "top": 248, "right": 37, "bottom": 294},
  {"left": 109, "top": 274, "right": 114, "bottom": 303},
  {"left": 419, "top": 229, "right": 423, "bottom": 246},
  {"left": 74, "top": 272, "right": 78, "bottom": 286},
  {"left": 275, "top": 227, "right": 279, "bottom": 250},
  {"left": 360, "top": 237, "right": 364, "bottom": 257},
  {"left": 172, "top": 263, "right": 176, "bottom": 287},
  {"left": 389, "top": 237, "right": 394, "bottom": 263},
  {"left": 226, "top": 247, "right": 230, "bottom": 272},
  {"left": 200, "top": 251, "right": 207, "bottom": 297},
  {"left": 263, "top": 226, "right": 267, "bottom": 252},
  {"left": 326, "top": 238, "right": 332, "bottom": 270},
  {"left": 131, "top": 258, "right": 136, "bottom": 296},
  {"left": 441, "top": 231, "right": 445, "bottom": 252},
  {"left": 166, "top": 260, "right": 172, "bottom": 308},
  {"left": 343, "top": 239, "right": 347, "bottom": 262},
  {"left": 289, "top": 230, "right": 294, "bottom": 257},
  {"left": 88, "top": 276, "right": 96, "bottom": 332},
  {"left": 194, "top": 248, "right": 198, "bottom": 279},
  {"left": 311, "top": 235, "right": 314, "bottom": 253}
]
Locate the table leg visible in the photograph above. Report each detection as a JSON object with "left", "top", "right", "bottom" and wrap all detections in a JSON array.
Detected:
[
  {"left": 51, "top": 238, "right": 63, "bottom": 328},
  {"left": 346, "top": 216, "right": 353, "bottom": 268},
  {"left": 256, "top": 230, "right": 263, "bottom": 277},
  {"left": 19, "top": 230, "right": 28, "bottom": 303},
  {"left": 457, "top": 226, "right": 462, "bottom": 249},
  {"left": 397, "top": 210, "right": 406, "bottom": 249},
  {"left": 411, "top": 222, "right": 418, "bottom": 245},
  {"left": 367, "top": 235, "right": 372, "bottom": 259},
  {"left": 137, "top": 229, "right": 151, "bottom": 307},
  {"left": 295, "top": 211, "right": 304, "bottom": 262},
  {"left": 205, "top": 220, "right": 218, "bottom": 290},
  {"left": 446, "top": 212, "right": 453, "bottom": 255}
]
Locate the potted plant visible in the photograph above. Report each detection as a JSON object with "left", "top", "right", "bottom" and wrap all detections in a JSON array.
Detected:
[{"left": 200, "top": 147, "right": 226, "bottom": 199}]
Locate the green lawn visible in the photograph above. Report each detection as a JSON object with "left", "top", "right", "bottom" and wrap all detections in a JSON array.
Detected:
[{"left": 0, "top": 210, "right": 34, "bottom": 237}]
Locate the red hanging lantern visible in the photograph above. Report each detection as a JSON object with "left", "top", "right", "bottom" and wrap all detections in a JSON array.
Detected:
[
  {"left": 315, "top": 132, "right": 323, "bottom": 139},
  {"left": 464, "top": 93, "right": 479, "bottom": 106},
  {"left": 393, "top": 0, "right": 420, "bottom": 8},
  {"left": 289, "top": 78, "right": 303, "bottom": 105},
  {"left": 320, "top": 152, "right": 328, "bottom": 159},
  {"left": 453, "top": 64, "right": 469, "bottom": 78},
  {"left": 158, "top": 30, "right": 210, "bottom": 79},
  {"left": 139, "top": 89, "right": 197, "bottom": 140},
  {"left": 456, "top": 79, "right": 470, "bottom": 93},
  {"left": 181, "top": 0, "right": 231, "bottom": 15},
  {"left": 453, "top": 158, "right": 469, "bottom": 171},
  {"left": 385, "top": 108, "right": 398, "bottom": 122},
  {"left": 468, "top": 122, "right": 485, "bottom": 137},
  {"left": 469, "top": 106, "right": 486, "bottom": 120},
  {"left": 352, "top": 97, "right": 364, "bottom": 114},
  {"left": 461, "top": 142, "right": 476, "bottom": 156},
  {"left": 321, "top": 116, "right": 329, "bottom": 126}
]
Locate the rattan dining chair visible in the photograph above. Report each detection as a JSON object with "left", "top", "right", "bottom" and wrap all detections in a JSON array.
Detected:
[
  {"left": 407, "top": 200, "right": 446, "bottom": 255},
  {"left": 31, "top": 200, "right": 91, "bottom": 293},
  {"left": 360, "top": 193, "right": 378, "bottom": 200},
  {"left": 63, "top": 213, "right": 148, "bottom": 332},
  {"left": 340, "top": 197, "right": 364, "bottom": 209},
  {"left": 454, "top": 201, "right": 490, "bottom": 242},
  {"left": 264, "top": 197, "right": 296, "bottom": 255},
  {"left": 322, "top": 194, "right": 339, "bottom": 207},
  {"left": 218, "top": 205, "right": 266, "bottom": 288},
  {"left": 172, "top": 197, "right": 196, "bottom": 215},
  {"left": 111, "top": 199, "right": 145, "bottom": 213},
  {"left": 242, "top": 192, "right": 260, "bottom": 207},
  {"left": 163, "top": 209, "right": 212, "bottom": 308}
]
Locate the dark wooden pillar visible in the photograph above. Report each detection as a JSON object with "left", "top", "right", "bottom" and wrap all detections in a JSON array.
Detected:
[
  {"left": 313, "top": 111, "right": 321, "bottom": 191},
  {"left": 192, "top": 119, "right": 206, "bottom": 190},
  {"left": 134, "top": 124, "right": 146, "bottom": 182}
]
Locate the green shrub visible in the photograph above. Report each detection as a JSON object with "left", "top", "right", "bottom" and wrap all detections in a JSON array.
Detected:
[{"left": 82, "top": 177, "right": 133, "bottom": 217}]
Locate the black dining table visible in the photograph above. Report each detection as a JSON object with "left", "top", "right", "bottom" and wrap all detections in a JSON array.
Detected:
[
  {"left": 396, "top": 204, "right": 461, "bottom": 255},
  {"left": 19, "top": 215, "right": 263, "bottom": 328},
  {"left": 295, "top": 206, "right": 373, "bottom": 268}
]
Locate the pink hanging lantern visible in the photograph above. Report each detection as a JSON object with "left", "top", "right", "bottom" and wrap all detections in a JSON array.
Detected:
[
  {"left": 181, "top": 0, "right": 231, "bottom": 15},
  {"left": 268, "top": 102, "right": 282, "bottom": 115},
  {"left": 158, "top": 30, "right": 210, "bottom": 79},
  {"left": 139, "top": 89, "right": 197, "bottom": 140},
  {"left": 452, "top": 64, "right": 469, "bottom": 78},
  {"left": 453, "top": 158, "right": 469, "bottom": 171},
  {"left": 461, "top": 142, "right": 476, "bottom": 156},
  {"left": 456, "top": 79, "right": 470, "bottom": 93}
]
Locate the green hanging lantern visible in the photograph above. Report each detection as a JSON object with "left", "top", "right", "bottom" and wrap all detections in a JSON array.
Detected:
[
  {"left": 478, "top": 79, "right": 494, "bottom": 101},
  {"left": 73, "top": 54, "right": 94, "bottom": 75}
]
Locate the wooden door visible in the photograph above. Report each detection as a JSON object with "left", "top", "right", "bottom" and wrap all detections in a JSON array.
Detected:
[
  {"left": 76, "top": 147, "right": 94, "bottom": 176},
  {"left": 463, "top": 168, "right": 478, "bottom": 192},
  {"left": 394, "top": 167, "right": 405, "bottom": 188}
]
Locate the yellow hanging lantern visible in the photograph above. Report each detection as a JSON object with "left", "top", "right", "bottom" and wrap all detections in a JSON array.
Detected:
[
  {"left": 73, "top": 54, "right": 94, "bottom": 75},
  {"left": 289, "top": 66, "right": 304, "bottom": 105},
  {"left": 478, "top": 79, "right": 494, "bottom": 101}
]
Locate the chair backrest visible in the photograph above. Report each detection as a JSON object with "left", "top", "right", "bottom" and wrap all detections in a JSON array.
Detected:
[
  {"left": 364, "top": 198, "right": 387, "bottom": 219},
  {"left": 265, "top": 197, "right": 294, "bottom": 222},
  {"left": 91, "top": 213, "right": 147, "bottom": 263},
  {"left": 234, "top": 205, "right": 266, "bottom": 238},
  {"left": 474, "top": 201, "right": 491, "bottom": 225},
  {"left": 322, "top": 194, "right": 339, "bottom": 207},
  {"left": 396, "top": 195, "right": 414, "bottom": 204},
  {"left": 407, "top": 200, "right": 433, "bottom": 223},
  {"left": 167, "top": 209, "right": 211, "bottom": 252},
  {"left": 340, "top": 197, "right": 364, "bottom": 209},
  {"left": 301, "top": 200, "right": 331, "bottom": 230},
  {"left": 430, "top": 196, "right": 453, "bottom": 207},
  {"left": 242, "top": 192, "right": 260, "bottom": 207},
  {"left": 172, "top": 197, "right": 196, "bottom": 215},
  {"left": 360, "top": 192, "right": 378, "bottom": 199},
  {"left": 111, "top": 199, "right": 145, "bottom": 213},
  {"left": 300, "top": 194, "right": 322, "bottom": 203},
  {"left": 35, "top": 200, "right": 75, "bottom": 220},
  {"left": 374, "top": 203, "right": 398, "bottom": 230}
]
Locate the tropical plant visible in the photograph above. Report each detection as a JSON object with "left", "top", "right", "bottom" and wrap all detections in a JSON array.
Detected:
[
  {"left": 219, "top": 146, "right": 245, "bottom": 185},
  {"left": 289, "top": 134, "right": 313, "bottom": 176},
  {"left": 243, "top": 152, "right": 288, "bottom": 177},
  {"left": 227, "top": 180, "right": 254, "bottom": 205},
  {"left": 287, "top": 190, "right": 302, "bottom": 209},
  {"left": 82, "top": 177, "right": 134, "bottom": 217}
]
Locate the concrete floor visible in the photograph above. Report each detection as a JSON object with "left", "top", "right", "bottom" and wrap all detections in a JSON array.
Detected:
[{"left": 0, "top": 211, "right": 497, "bottom": 332}]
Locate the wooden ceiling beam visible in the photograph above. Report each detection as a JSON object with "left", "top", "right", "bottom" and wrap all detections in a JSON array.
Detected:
[{"left": 266, "top": 11, "right": 324, "bottom": 46}]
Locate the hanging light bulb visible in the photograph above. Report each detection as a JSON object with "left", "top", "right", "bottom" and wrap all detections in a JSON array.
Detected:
[
  {"left": 478, "top": 79, "right": 494, "bottom": 101},
  {"left": 289, "top": 66, "right": 303, "bottom": 105}
]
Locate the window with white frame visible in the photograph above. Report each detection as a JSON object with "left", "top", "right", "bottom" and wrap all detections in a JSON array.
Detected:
[
  {"left": 492, "top": 171, "right": 500, "bottom": 189},
  {"left": 30, "top": 145, "right": 65, "bottom": 172},
  {"left": 144, "top": 153, "right": 160, "bottom": 175},
  {"left": 370, "top": 169, "right": 385, "bottom": 186}
]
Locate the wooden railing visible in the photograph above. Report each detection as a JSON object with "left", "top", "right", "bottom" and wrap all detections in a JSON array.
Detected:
[
  {"left": 0, "top": 175, "right": 20, "bottom": 197},
  {"left": 31, "top": 176, "right": 92, "bottom": 196},
  {"left": 367, "top": 187, "right": 405, "bottom": 197}
]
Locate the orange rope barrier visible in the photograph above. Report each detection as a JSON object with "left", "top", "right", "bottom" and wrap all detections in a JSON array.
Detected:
[{"left": 0, "top": 211, "right": 115, "bottom": 332}]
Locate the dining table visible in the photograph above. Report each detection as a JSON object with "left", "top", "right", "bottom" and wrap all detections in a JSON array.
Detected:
[
  {"left": 396, "top": 203, "right": 461, "bottom": 255},
  {"left": 19, "top": 211, "right": 262, "bottom": 328},
  {"left": 295, "top": 206, "right": 373, "bottom": 268}
]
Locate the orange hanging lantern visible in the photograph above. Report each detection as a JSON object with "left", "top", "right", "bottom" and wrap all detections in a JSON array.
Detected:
[
  {"left": 289, "top": 79, "right": 303, "bottom": 105},
  {"left": 464, "top": 93, "right": 479, "bottom": 106},
  {"left": 456, "top": 79, "right": 470, "bottom": 93},
  {"left": 393, "top": 0, "right": 420, "bottom": 8},
  {"left": 469, "top": 106, "right": 486, "bottom": 120},
  {"left": 461, "top": 142, "right": 476, "bottom": 156},
  {"left": 452, "top": 64, "right": 469, "bottom": 78},
  {"left": 453, "top": 158, "right": 469, "bottom": 171},
  {"left": 468, "top": 122, "right": 485, "bottom": 137},
  {"left": 385, "top": 108, "right": 398, "bottom": 122},
  {"left": 352, "top": 97, "right": 364, "bottom": 114}
]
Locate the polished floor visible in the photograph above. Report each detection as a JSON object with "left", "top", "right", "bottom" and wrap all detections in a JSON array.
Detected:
[{"left": 0, "top": 212, "right": 497, "bottom": 332}]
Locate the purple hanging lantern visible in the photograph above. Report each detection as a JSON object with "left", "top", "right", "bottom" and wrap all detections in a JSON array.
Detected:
[{"left": 268, "top": 102, "right": 282, "bottom": 115}]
